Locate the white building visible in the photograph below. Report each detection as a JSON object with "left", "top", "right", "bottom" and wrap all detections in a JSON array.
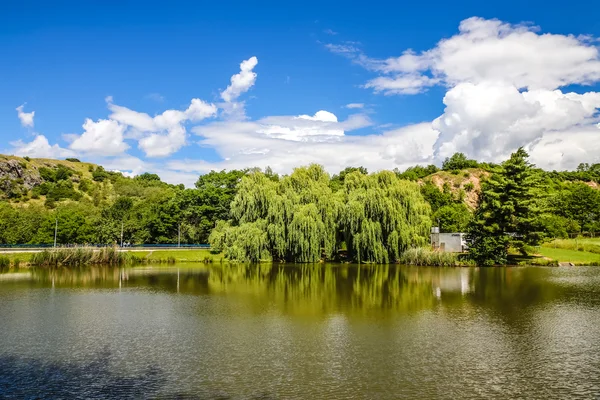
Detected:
[{"left": 430, "top": 228, "right": 467, "bottom": 253}]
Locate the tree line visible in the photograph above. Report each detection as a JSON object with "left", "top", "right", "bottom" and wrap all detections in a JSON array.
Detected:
[{"left": 1, "top": 151, "right": 600, "bottom": 265}]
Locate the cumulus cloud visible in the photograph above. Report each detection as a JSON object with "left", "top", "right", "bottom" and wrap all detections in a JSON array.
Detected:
[
  {"left": 67, "top": 119, "right": 129, "bottom": 155},
  {"left": 16, "top": 104, "right": 35, "bottom": 127},
  {"left": 433, "top": 82, "right": 600, "bottom": 161},
  {"left": 173, "top": 110, "right": 435, "bottom": 175},
  {"left": 11, "top": 135, "right": 74, "bottom": 158},
  {"left": 327, "top": 17, "right": 600, "bottom": 169},
  {"left": 356, "top": 17, "right": 600, "bottom": 94},
  {"left": 107, "top": 98, "right": 217, "bottom": 157},
  {"left": 220, "top": 56, "right": 258, "bottom": 102}
]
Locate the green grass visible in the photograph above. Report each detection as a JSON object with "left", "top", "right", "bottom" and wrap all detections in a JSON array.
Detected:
[
  {"left": 543, "top": 238, "right": 600, "bottom": 255},
  {"left": 0, "top": 248, "right": 222, "bottom": 269},
  {"left": 128, "top": 249, "right": 222, "bottom": 263},
  {"left": 535, "top": 247, "right": 600, "bottom": 265}
]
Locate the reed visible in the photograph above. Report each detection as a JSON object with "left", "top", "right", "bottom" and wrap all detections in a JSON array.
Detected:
[
  {"left": 30, "top": 247, "right": 133, "bottom": 267},
  {"left": 0, "top": 256, "right": 9, "bottom": 271},
  {"left": 398, "top": 248, "right": 470, "bottom": 267}
]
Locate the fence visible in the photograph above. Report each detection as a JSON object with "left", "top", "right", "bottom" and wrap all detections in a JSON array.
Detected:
[{"left": 0, "top": 244, "right": 211, "bottom": 249}]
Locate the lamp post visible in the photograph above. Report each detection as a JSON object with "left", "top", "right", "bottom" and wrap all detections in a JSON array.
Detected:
[{"left": 53, "top": 218, "right": 58, "bottom": 248}]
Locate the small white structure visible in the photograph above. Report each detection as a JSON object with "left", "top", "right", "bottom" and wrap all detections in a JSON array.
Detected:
[{"left": 430, "top": 227, "right": 467, "bottom": 253}]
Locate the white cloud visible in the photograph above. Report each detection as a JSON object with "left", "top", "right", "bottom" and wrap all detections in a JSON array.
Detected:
[
  {"left": 220, "top": 56, "right": 258, "bottom": 102},
  {"left": 11, "top": 135, "right": 74, "bottom": 158},
  {"left": 67, "top": 119, "right": 128, "bottom": 155},
  {"left": 433, "top": 82, "right": 600, "bottom": 161},
  {"left": 16, "top": 104, "right": 35, "bottom": 127},
  {"left": 326, "top": 17, "right": 600, "bottom": 167},
  {"left": 107, "top": 98, "right": 217, "bottom": 157},
  {"left": 324, "top": 29, "right": 338, "bottom": 36},
  {"left": 176, "top": 110, "right": 433, "bottom": 175},
  {"left": 364, "top": 74, "right": 439, "bottom": 95},
  {"left": 345, "top": 103, "right": 364, "bottom": 109},
  {"left": 355, "top": 17, "right": 600, "bottom": 95},
  {"left": 528, "top": 126, "right": 600, "bottom": 170}
]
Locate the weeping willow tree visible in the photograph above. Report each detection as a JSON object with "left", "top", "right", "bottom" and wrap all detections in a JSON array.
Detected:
[
  {"left": 339, "top": 170, "right": 431, "bottom": 263},
  {"left": 209, "top": 165, "right": 431, "bottom": 263},
  {"left": 209, "top": 164, "right": 341, "bottom": 262}
]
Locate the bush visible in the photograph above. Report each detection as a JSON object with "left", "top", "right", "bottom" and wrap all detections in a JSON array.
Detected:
[
  {"left": 23, "top": 156, "right": 31, "bottom": 162},
  {"left": 442, "top": 153, "right": 479, "bottom": 171},
  {"left": 398, "top": 248, "right": 463, "bottom": 267},
  {"left": 78, "top": 179, "right": 92, "bottom": 193},
  {"left": 0, "top": 256, "right": 10, "bottom": 270},
  {"left": 464, "top": 182, "right": 475, "bottom": 192},
  {"left": 92, "top": 167, "right": 109, "bottom": 182},
  {"left": 66, "top": 158, "right": 81, "bottom": 163},
  {"left": 39, "top": 167, "right": 56, "bottom": 182}
]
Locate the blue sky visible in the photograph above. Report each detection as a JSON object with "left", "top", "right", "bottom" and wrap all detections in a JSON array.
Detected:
[{"left": 2, "top": 0, "right": 600, "bottom": 185}]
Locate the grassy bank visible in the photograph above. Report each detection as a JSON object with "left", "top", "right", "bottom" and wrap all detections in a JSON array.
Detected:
[
  {"left": 536, "top": 247, "right": 600, "bottom": 265},
  {"left": 0, "top": 248, "right": 223, "bottom": 269},
  {"left": 398, "top": 248, "right": 473, "bottom": 267}
]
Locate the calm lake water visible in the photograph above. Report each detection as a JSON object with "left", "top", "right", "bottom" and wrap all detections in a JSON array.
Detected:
[{"left": 1, "top": 264, "right": 599, "bottom": 399}]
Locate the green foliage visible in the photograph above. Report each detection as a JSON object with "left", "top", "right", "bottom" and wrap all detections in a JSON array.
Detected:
[
  {"left": 398, "top": 248, "right": 466, "bottom": 266},
  {"left": 78, "top": 179, "right": 92, "bottom": 193},
  {"left": 211, "top": 165, "right": 432, "bottom": 263},
  {"left": 39, "top": 167, "right": 56, "bottom": 182},
  {"left": 395, "top": 164, "right": 439, "bottom": 181},
  {"left": 538, "top": 214, "right": 580, "bottom": 239},
  {"left": 65, "top": 158, "right": 81, "bottom": 162},
  {"left": 330, "top": 166, "right": 368, "bottom": 191},
  {"left": 467, "top": 148, "right": 543, "bottom": 265},
  {"left": 442, "top": 153, "right": 479, "bottom": 171},
  {"left": 464, "top": 182, "right": 475, "bottom": 192},
  {"left": 92, "top": 166, "right": 110, "bottom": 182},
  {"left": 135, "top": 173, "right": 162, "bottom": 182},
  {"left": 551, "top": 182, "right": 600, "bottom": 233},
  {"left": 433, "top": 203, "right": 472, "bottom": 232}
]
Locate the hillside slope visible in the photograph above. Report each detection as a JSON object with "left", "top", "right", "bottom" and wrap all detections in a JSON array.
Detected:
[
  {"left": 0, "top": 155, "right": 126, "bottom": 206},
  {"left": 423, "top": 168, "right": 489, "bottom": 209}
]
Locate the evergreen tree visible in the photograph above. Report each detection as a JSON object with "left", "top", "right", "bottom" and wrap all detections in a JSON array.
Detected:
[{"left": 467, "top": 148, "right": 542, "bottom": 265}]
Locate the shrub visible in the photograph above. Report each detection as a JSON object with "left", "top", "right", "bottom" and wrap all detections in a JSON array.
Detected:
[
  {"left": 66, "top": 158, "right": 81, "bottom": 163},
  {"left": 398, "top": 248, "right": 462, "bottom": 267},
  {"left": 23, "top": 156, "right": 31, "bottom": 162},
  {"left": 464, "top": 182, "right": 475, "bottom": 192},
  {"left": 39, "top": 167, "right": 56, "bottom": 182},
  {"left": 92, "top": 167, "right": 109, "bottom": 182}
]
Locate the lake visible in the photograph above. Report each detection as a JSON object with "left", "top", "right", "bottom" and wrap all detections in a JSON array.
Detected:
[{"left": 0, "top": 264, "right": 599, "bottom": 399}]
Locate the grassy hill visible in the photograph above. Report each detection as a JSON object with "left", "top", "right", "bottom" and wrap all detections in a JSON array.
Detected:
[{"left": 0, "top": 154, "right": 162, "bottom": 208}]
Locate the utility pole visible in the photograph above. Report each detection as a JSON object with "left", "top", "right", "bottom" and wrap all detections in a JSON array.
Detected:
[
  {"left": 120, "top": 221, "right": 124, "bottom": 247},
  {"left": 54, "top": 218, "right": 58, "bottom": 248}
]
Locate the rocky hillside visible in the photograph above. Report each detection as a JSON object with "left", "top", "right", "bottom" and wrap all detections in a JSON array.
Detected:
[
  {"left": 423, "top": 168, "right": 489, "bottom": 209},
  {"left": 0, "top": 155, "right": 119, "bottom": 205}
]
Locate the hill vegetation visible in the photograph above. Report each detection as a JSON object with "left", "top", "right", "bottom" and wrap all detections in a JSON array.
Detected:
[{"left": 1, "top": 151, "right": 600, "bottom": 265}]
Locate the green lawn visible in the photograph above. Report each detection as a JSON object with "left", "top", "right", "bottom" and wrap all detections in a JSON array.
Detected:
[
  {"left": 128, "top": 249, "right": 223, "bottom": 263},
  {"left": 0, "top": 248, "right": 223, "bottom": 267},
  {"left": 535, "top": 247, "right": 600, "bottom": 265}
]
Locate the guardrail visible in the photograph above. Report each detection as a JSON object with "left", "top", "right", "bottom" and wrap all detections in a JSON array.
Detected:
[{"left": 0, "top": 244, "right": 211, "bottom": 249}]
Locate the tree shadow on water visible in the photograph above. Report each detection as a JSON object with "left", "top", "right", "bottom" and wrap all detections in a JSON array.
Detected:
[{"left": 0, "top": 350, "right": 277, "bottom": 400}]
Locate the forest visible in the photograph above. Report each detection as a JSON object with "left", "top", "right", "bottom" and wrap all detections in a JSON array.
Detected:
[{"left": 1, "top": 151, "right": 600, "bottom": 265}]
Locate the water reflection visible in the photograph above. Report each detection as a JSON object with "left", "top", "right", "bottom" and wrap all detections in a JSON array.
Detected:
[
  {"left": 1, "top": 265, "right": 600, "bottom": 399},
  {"left": 1, "top": 264, "right": 591, "bottom": 315}
]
